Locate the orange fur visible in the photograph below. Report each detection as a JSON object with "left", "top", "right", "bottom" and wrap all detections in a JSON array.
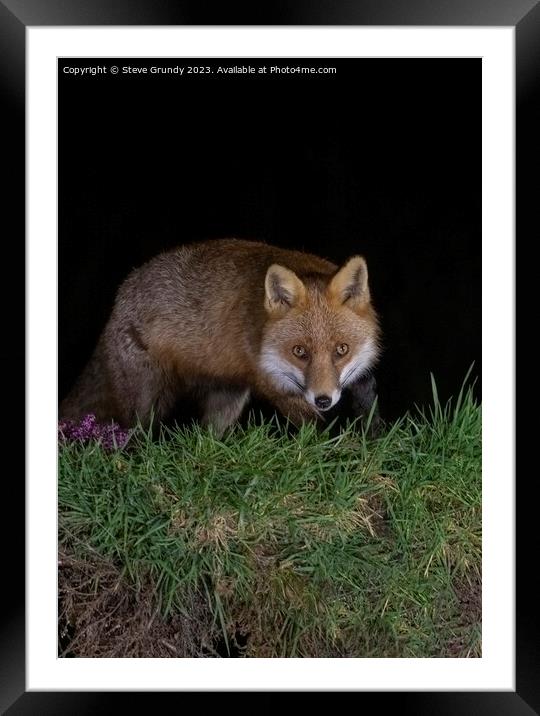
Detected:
[{"left": 60, "top": 239, "right": 380, "bottom": 434}]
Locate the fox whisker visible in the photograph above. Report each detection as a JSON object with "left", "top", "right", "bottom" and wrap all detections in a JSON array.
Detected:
[
  {"left": 341, "top": 360, "right": 363, "bottom": 387},
  {"left": 284, "top": 373, "right": 305, "bottom": 391}
]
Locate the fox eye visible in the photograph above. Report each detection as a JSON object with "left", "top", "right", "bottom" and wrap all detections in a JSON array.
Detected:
[
  {"left": 292, "top": 345, "right": 307, "bottom": 359},
  {"left": 336, "top": 343, "right": 349, "bottom": 356}
]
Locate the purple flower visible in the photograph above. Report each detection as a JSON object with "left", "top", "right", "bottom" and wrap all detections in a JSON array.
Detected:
[{"left": 58, "top": 414, "right": 131, "bottom": 451}]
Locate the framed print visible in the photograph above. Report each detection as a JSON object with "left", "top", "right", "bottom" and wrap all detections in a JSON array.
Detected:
[{"left": 2, "top": 0, "right": 532, "bottom": 711}]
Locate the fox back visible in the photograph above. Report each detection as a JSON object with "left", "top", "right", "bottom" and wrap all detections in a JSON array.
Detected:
[{"left": 60, "top": 239, "right": 380, "bottom": 433}]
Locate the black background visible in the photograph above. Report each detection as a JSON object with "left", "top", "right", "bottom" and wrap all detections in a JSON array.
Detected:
[{"left": 59, "top": 58, "right": 480, "bottom": 421}]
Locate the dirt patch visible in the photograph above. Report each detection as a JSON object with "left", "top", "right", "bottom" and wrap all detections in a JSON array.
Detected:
[
  {"left": 58, "top": 549, "right": 216, "bottom": 657},
  {"left": 445, "top": 571, "right": 482, "bottom": 657},
  {"left": 365, "top": 491, "right": 391, "bottom": 538},
  {"left": 454, "top": 572, "right": 482, "bottom": 623}
]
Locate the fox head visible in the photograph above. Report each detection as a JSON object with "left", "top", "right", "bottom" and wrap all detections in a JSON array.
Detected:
[{"left": 260, "top": 256, "right": 380, "bottom": 412}]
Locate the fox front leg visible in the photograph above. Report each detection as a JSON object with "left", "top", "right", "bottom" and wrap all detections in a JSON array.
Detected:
[
  {"left": 201, "top": 387, "right": 251, "bottom": 438},
  {"left": 270, "top": 394, "right": 323, "bottom": 430},
  {"left": 349, "top": 373, "right": 379, "bottom": 419},
  {"left": 254, "top": 377, "right": 322, "bottom": 430},
  {"left": 333, "top": 372, "right": 381, "bottom": 434}
]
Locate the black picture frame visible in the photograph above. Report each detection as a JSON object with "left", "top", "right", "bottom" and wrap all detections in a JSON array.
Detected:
[{"left": 3, "top": 0, "right": 529, "bottom": 712}]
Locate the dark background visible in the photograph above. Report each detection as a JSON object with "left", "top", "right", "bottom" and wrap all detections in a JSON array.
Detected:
[{"left": 59, "top": 58, "right": 481, "bottom": 422}]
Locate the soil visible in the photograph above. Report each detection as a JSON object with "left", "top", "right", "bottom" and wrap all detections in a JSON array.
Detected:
[
  {"left": 58, "top": 549, "right": 218, "bottom": 658},
  {"left": 446, "top": 572, "right": 482, "bottom": 657},
  {"left": 59, "top": 546, "right": 481, "bottom": 658}
]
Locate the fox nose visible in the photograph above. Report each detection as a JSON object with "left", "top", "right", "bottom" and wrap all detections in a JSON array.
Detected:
[{"left": 315, "top": 395, "right": 332, "bottom": 410}]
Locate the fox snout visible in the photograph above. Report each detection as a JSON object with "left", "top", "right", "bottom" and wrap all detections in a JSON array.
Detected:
[
  {"left": 304, "top": 359, "right": 342, "bottom": 411},
  {"left": 305, "top": 385, "right": 342, "bottom": 412}
]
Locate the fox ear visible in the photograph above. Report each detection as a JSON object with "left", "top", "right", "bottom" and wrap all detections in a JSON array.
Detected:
[
  {"left": 265, "top": 264, "right": 306, "bottom": 315},
  {"left": 327, "top": 256, "right": 370, "bottom": 310}
]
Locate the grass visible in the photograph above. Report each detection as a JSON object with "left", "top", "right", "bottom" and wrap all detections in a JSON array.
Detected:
[{"left": 58, "top": 377, "right": 481, "bottom": 658}]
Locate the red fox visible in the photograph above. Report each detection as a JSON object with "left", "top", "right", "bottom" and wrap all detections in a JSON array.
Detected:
[{"left": 60, "top": 239, "right": 380, "bottom": 434}]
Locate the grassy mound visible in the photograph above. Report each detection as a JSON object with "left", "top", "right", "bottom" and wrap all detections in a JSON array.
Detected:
[{"left": 58, "top": 380, "right": 481, "bottom": 658}]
